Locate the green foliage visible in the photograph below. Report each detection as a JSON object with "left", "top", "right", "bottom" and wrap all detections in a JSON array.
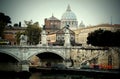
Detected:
[
  {"left": 14, "top": 23, "right": 19, "bottom": 27},
  {"left": 25, "top": 21, "right": 41, "bottom": 45},
  {"left": 0, "top": 12, "right": 11, "bottom": 38},
  {"left": 87, "top": 29, "right": 120, "bottom": 47}
]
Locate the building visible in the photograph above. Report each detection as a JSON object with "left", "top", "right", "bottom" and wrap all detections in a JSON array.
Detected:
[
  {"left": 46, "top": 26, "right": 76, "bottom": 46},
  {"left": 55, "top": 27, "right": 75, "bottom": 46},
  {"left": 44, "top": 5, "right": 84, "bottom": 32},
  {"left": 79, "top": 21, "right": 85, "bottom": 28},
  {"left": 47, "top": 33, "right": 56, "bottom": 45},
  {"left": 74, "top": 24, "right": 120, "bottom": 46},
  {"left": 3, "top": 26, "right": 26, "bottom": 45},
  {"left": 44, "top": 14, "right": 61, "bottom": 33},
  {"left": 45, "top": 5, "right": 80, "bottom": 45},
  {"left": 61, "top": 5, "right": 78, "bottom": 30}
]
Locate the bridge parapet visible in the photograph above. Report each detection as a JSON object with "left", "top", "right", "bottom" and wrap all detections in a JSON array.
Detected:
[{"left": 0, "top": 45, "right": 109, "bottom": 49}]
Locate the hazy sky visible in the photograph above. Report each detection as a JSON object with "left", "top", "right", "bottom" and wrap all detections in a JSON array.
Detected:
[{"left": 0, "top": 0, "right": 120, "bottom": 26}]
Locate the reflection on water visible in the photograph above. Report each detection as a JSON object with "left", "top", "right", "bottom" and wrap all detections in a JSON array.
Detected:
[
  {"left": 0, "top": 71, "right": 118, "bottom": 79},
  {"left": 30, "top": 72, "right": 94, "bottom": 79},
  {"left": 29, "top": 72, "right": 111, "bottom": 79}
]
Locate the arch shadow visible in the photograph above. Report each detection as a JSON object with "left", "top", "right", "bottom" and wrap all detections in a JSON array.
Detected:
[{"left": 0, "top": 50, "right": 21, "bottom": 62}]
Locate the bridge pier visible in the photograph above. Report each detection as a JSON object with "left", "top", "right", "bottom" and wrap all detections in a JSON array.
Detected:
[{"left": 19, "top": 60, "right": 29, "bottom": 71}]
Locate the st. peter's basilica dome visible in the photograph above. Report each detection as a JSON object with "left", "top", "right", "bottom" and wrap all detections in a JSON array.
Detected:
[
  {"left": 61, "top": 5, "right": 78, "bottom": 30},
  {"left": 61, "top": 5, "right": 77, "bottom": 20}
]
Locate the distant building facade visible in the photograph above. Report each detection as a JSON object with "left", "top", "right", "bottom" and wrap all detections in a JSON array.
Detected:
[
  {"left": 47, "top": 27, "right": 75, "bottom": 46},
  {"left": 44, "top": 5, "right": 84, "bottom": 33},
  {"left": 44, "top": 14, "right": 61, "bottom": 33},
  {"left": 74, "top": 24, "right": 120, "bottom": 46},
  {"left": 79, "top": 21, "right": 85, "bottom": 28},
  {"left": 3, "top": 26, "right": 26, "bottom": 45},
  {"left": 56, "top": 27, "right": 75, "bottom": 45}
]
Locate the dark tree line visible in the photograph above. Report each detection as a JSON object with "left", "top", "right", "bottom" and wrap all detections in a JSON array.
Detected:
[
  {"left": 87, "top": 29, "right": 120, "bottom": 47},
  {"left": 0, "top": 12, "right": 11, "bottom": 38}
]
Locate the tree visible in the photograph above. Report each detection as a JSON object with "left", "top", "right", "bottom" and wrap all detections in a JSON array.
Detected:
[
  {"left": 14, "top": 23, "right": 19, "bottom": 27},
  {"left": 0, "top": 12, "right": 11, "bottom": 38},
  {"left": 25, "top": 21, "right": 41, "bottom": 45},
  {"left": 87, "top": 29, "right": 120, "bottom": 47}
]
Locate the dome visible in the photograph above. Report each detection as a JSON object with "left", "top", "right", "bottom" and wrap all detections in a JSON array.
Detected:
[
  {"left": 61, "top": 5, "right": 78, "bottom": 30},
  {"left": 61, "top": 12, "right": 77, "bottom": 20},
  {"left": 61, "top": 5, "right": 77, "bottom": 20}
]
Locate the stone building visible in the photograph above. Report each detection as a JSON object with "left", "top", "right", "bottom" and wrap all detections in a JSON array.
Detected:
[
  {"left": 47, "top": 33, "right": 56, "bottom": 44},
  {"left": 56, "top": 27, "right": 75, "bottom": 45},
  {"left": 3, "top": 26, "right": 26, "bottom": 45},
  {"left": 47, "top": 26, "right": 75, "bottom": 46},
  {"left": 44, "top": 14, "right": 61, "bottom": 33}
]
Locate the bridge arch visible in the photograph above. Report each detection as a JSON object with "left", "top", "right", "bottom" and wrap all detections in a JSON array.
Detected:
[
  {"left": 0, "top": 50, "right": 21, "bottom": 62},
  {"left": 28, "top": 50, "right": 66, "bottom": 67},
  {"left": 27, "top": 50, "right": 65, "bottom": 60}
]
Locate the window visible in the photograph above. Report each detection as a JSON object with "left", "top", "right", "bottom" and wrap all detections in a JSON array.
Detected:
[{"left": 108, "top": 55, "right": 112, "bottom": 65}]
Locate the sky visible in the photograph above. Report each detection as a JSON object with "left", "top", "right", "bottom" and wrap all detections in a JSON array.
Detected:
[{"left": 0, "top": 0, "right": 120, "bottom": 26}]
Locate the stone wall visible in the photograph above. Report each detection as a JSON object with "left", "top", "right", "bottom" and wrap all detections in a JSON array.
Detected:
[{"left": 70, "top": 47, "right": 120, "bottom": 69}]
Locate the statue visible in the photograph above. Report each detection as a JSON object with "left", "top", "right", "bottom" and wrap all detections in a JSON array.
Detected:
[
  {"left": 64, "top": 25, "right": 71, "bottom": 47},
  {"left": 20, "top": 34, "right": 28, "bottom": 45}
]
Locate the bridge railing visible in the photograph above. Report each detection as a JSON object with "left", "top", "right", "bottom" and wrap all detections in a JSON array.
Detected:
[{"left": 0, "top": 45, "right": 109, "bottom": 49}]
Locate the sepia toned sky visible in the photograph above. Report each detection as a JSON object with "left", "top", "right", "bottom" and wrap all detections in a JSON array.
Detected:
[{"left": 0, "top": 0, "right": 120, "bottom": 26}]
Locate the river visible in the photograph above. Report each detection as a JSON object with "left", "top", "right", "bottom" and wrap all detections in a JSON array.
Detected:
[{"left": 0, "top": 70, "right": 119, "bottom": 79}]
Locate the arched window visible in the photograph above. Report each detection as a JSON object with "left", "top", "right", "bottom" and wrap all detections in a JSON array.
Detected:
[{"left": 108, "top": 55, "right": 112, "bottom": 65}]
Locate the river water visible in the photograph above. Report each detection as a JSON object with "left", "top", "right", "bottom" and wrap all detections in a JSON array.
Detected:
[
  {"left": 29, "top": 72, "right": 106, "bottom": 79},
  {"left": 0, "top": 71, "right": 119, "bottom": 79}
]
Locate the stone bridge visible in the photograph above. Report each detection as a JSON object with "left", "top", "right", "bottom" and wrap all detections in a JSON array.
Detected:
[{"left": 0, "top": 45, "right": 112, "bottom": 72}]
